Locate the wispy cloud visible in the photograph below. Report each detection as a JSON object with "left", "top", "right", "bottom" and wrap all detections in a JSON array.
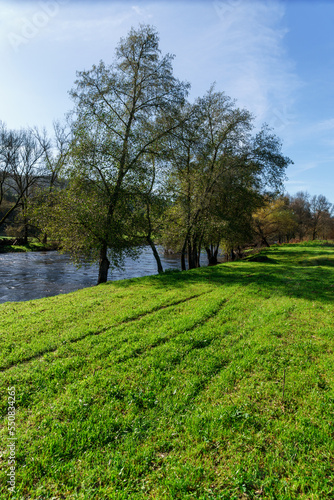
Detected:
[
  {"left": 203, "top": 1, "right": 302, "bottom": 129},
  {"left": 0, "top": 1, "right": 304, "bottom": 140},
  {"left": 313, "top": 118, "right": 334, "bottom": 132}
]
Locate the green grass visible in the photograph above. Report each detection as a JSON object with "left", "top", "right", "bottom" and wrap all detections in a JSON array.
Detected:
[
  {"left": 0, "top": 242, "right": 334, "bottom": 499},
  {"left": 0, "top": 243, "right": 45, "bottom": 253},
  {"left": 0, "top": 238, "right": 57, "bottom": 253}
]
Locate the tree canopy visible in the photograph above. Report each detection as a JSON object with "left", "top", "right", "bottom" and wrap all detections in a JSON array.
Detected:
[{"left": 8, "top": 25, "right": 327, "bottom": 282}]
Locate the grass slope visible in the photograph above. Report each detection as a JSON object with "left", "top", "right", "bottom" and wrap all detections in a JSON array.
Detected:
[{"left": 0, "top": 242, "right": 334, "bottom": 499}]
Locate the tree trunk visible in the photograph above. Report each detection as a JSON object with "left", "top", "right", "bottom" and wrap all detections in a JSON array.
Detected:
[
  {"left": 188, "top": 241, "right": 196, "bottom": 269},
  {"left": 181, "top": 241, "right": 187, "bottom": 271},
  {"left": 147, "top": 236, "right": 163, "bottom": 273},
  {"left": 196, "top": 237, "right": 203, "bottom": 267},
  {"left": 206, "top": 244, "right": 219, "bottom": 265},
  {"left": 213, "top": 244, "right": 219, "bottom": 261},
  {"left": 97, "top": 244, "right": 110, "bottom": 284},
  {"left": 236, "top": 246, "right": 243, "bottom": 259},
  {"left": 23, "top": 216, "right": 28, "bottom": 245},
  {"left": 261, "top": 236, "right": 270, "bottom": 247}
]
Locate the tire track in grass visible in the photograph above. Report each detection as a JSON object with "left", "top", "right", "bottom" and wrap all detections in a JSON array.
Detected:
[
  {"left": 104, "top": 298, "right": 247, "bottom": 420},
  {"left": 113, "top": 297, "right": 229, "bottom": 364},
  {"left": 3, "top": 303, "right": 234, "bottom": 467},
  {"left": 0, "top": 293, "right": 231, "bottom": 413},
  {"left": 0, "top": 290, "right": 215, "bottom": 372}
]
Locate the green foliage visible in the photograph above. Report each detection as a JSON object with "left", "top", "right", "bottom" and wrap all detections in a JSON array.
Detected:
[
  {"left": 1, "top": 242, "right": 334, "bottom": 498},
  {"left": 161, "top": 88, "right": 292, "bottom": 267},
  {"left": 41, "top": 24, "right": 189, "bottom": 282}
]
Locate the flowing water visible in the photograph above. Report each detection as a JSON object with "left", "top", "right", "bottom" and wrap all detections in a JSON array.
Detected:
[{"left": 0, "top": 247, "right": 200, "bottom": 304}]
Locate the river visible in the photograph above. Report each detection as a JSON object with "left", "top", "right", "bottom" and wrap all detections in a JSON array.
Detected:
[{"left": 0, "top": 246, "right": 201, "bottom": 304}]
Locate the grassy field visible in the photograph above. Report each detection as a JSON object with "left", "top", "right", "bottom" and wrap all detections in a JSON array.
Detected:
[{"left": 0, "top": 242, "right": 334, "bottom": 499}]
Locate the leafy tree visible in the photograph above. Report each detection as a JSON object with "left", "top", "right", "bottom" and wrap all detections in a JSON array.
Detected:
[
  {"left": 253, "top": 196, "right": 297, "bottom": 246},
  {"left": 163, "top": 88, "right": 254, "bottom": 269},
  {"left": 162, "top": 88, "right": 292, "bottom": 268},
  {"left": 51, "top": 24, "right": 189, "bottom": 283},
  {"left": 134, "top": 153, "right": 169, "bottom": 273},
  {"left": 204, "top": 174, "right": 262, "bottom": 262}
]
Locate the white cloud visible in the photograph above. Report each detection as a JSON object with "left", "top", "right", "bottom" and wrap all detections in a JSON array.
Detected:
[
  {"left": 210, "top": 0, "right": 301, "bottom": 127},
  {"left": 131, "top": 5, "right": 153, "bottom": 17}
]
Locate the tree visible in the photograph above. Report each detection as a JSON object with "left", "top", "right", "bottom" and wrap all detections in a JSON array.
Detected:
[
  {"left": 162, "top": 88, "right": 255, "bottom": 269},
  {"left": 162, "top": 88, "right": 292, "bottom": 268},
  {"left": 309, "top": 194, "right": 333, "bottom": 240},
  {"left": 30, "top": 122, "right": 71, "bottom": 244},
  {"left": 288, "top": 192, "right": 333, "bottom": 241},
  {"left": 134, "top": 153, "right": 169, "bottom": 274},
  {"left": 0, "top": 123, "right": 22, "bottom": 231},
  {"left": 253, "top": 196, "right": 297, "bottom": 246},
  {"left": 204, "top": 174, "right": 261, "bottom": 262},
  {"left": 289, "top": 191, "right": 312, "bottom": 240},
  {"left": 49, "top": 24, "right": 189, "bottom": 283},
  {"left": 0, "top": 126, "right": 44, "bottom": 239}
]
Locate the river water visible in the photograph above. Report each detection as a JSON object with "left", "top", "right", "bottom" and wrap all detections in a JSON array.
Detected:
[{"left": 0, "top": 247, "right": 196, "bottom": 304}]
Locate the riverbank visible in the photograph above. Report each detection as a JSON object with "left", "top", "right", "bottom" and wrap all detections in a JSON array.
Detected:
[
  {"left": 0, "top": 246, "right": 184, "bottom": 304},
  {"left": 0, "top": 237, "right": 58, "bottom": 253},
  {"left": 0, "top": 241, "right": 334, "bottom": 498}
]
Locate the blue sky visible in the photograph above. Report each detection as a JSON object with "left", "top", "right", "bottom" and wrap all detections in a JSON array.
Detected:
[{"left": 1, "top": 0, "right": 334, "bottom": 202}]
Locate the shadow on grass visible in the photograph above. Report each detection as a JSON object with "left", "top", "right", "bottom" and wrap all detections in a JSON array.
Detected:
[
  {"left": 269, "top": 249, "right": 334, "bottom": 259},
  {"left": 109, "top": 245, "right": 334, "bottom": 305},
  {"left": 298, "top": 257, "right": 334, "bottom": 267}
]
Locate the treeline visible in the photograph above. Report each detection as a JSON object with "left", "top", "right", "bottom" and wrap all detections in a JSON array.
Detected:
[
  {"left": 0, "top": 122, "right": 69, "bottom": 243},
  {"left": 253, "top": 192, "right": 334, "bottom": 248},
  {"left": 1, "top": 25, "right": 332, "bottom": 282}
]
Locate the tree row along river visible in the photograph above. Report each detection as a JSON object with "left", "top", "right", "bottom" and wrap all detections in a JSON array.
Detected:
[{"left": 0, "top": 247, "right": 213, "bottom": 304}]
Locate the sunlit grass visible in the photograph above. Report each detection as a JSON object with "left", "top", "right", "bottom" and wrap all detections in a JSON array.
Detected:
[{"left": 0, "top": 242, "right": 334, "bottom": 499}]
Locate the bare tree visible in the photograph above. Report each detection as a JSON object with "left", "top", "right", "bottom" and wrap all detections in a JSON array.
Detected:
[
  {"left": 32, "top": 121, "right": 71, "bottom": 192},
  {"left": 310, "top": 194, "right": 333, "bottom": 240},
  {"left": 0, "top": 123, "right": 24, "bottom": 230},
  {"left": 31, "top": 122, "right": 71, "bottom": 243},
  {"left": 0, "top": 130, "right": 43, "bottom": 239}
]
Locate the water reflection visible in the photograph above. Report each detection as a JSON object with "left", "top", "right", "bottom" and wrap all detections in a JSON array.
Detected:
[{"left": 0, "top": 246, "right": 201, "bottom": 304}]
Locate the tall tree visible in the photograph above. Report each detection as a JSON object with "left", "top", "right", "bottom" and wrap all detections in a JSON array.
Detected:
[
  {"left": 58, "top": 24, "right": 189, "bottom": 283},
  {"left": 162, "top": 88, "right": 292, "bottom": 268},
  {"left": 163, "top": 89, "right": 254, "bottom": 269}
]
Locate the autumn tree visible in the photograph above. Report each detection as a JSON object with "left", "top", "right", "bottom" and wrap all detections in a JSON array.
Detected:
[{"left": 253, "top": 196, "right": 297, "bottom": 246}]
